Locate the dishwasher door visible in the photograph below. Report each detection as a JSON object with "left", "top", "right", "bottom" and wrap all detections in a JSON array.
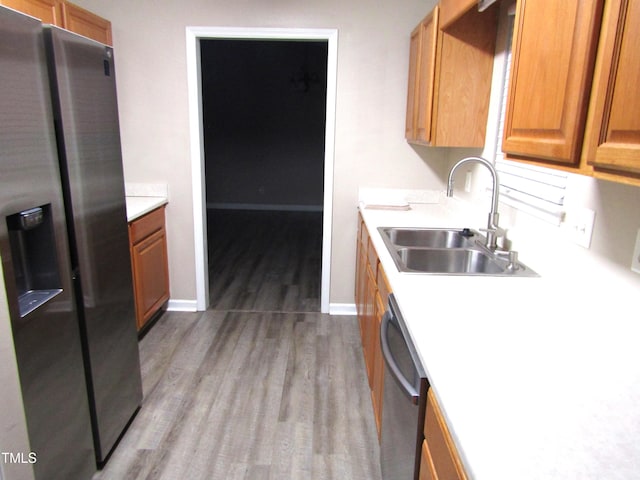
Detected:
[{"left": 380, "top": 294, "right": 428, "bottom": 480}]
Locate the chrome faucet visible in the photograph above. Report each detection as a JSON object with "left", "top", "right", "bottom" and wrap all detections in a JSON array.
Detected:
[{"left": 446, "top": 156, "right": 503, "bottom": 250}]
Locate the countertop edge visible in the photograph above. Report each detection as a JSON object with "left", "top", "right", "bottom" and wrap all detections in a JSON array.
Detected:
[{"left": 126, "top": 196, "right": 168, "bottom": 222}]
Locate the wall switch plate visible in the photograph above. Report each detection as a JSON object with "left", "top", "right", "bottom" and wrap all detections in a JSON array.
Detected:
[
  {"left": 563, "top": 207, "right": 596, "bottom": 248},
  {"left": 631, "top": 229, "right": 640, "bottom": 274}
]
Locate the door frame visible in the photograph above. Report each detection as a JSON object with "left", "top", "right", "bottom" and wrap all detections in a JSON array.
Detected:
[{"left": 186, "top": 26, "right": 337, "bottom": 313}]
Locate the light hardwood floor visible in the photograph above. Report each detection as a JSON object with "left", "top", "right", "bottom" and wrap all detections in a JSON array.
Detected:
[
  {"left": 94, "top": 210, "right": 381, "bottom": 479},
  {"left": 93, "top": 311, "right": 381, "bottom": 480},
  {"left": 207, "top": 210, "right": 322, "bottom": 312}
]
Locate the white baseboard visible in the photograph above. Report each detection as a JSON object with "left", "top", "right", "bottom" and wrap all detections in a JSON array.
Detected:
[
  {"left": 329, "top": 303, "right": 357, "bottom": 316},
  {"left": 166, "top": 299, "right": 355, "bottom": 316},
  {"left": 167, "top": 299, "right": 198, "bottom": 312}
]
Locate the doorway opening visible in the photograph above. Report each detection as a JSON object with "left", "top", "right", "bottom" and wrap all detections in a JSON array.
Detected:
[
  {"left": 202, "top": 39, "right": 326, "bottom": 312},
  {"left": 186, "top": 28, "right": 337, "bottom": 313}
]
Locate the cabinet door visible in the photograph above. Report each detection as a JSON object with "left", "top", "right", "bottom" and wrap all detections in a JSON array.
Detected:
[
  {"left": 434, "top": 6, "right": 497, "bottom": 147},
  {"left": 405, "top": 24, "right": 421, "bottom": 141},
  {"left": 503, "top": 0, "right": 604, "bottom": 165},
  {"left": 363, "top": 262, "right": 377, "bottom": 389},
  {"left": 371, "top": 290, "right": 385, "bottom": 441},
  {"left": 419, "top": 440, "right": 437, "bottom": 480},
  {"left": 356, "top": 217, "right": 370, "bottom": 336},
  {"left": 61, "top": 1, "right": 112, "bottom": 45},
  {"left": 131, "top": 228, "right": 170, "bottom": 330},
  {"left": 424, "top": 389, "right": 468, "bottom": 480},
  {"left": 415, "top": 8, "right": 439, "bottom": 144},
  {"left": 405, "top": 8, "right": 439, "bottom": 143},
  {"left": 0, "top": 0, "right": 63, "bottom": 24},
  {"left": 585, "top": 0, "right": 640, "bottom": 180},
  {"left": 406, "top": 5, "right": 497, "bottom": 147}
]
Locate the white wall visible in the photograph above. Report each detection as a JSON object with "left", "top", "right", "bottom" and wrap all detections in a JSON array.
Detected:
[{"left": 71, "top": 0, "right": 447, "bottom": 306}]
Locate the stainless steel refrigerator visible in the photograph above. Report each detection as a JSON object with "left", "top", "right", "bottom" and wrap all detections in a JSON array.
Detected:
[
  {"left": 0, "top": 7, "right": 96, "bottom": 480},
  {"left": 43, "top": 22, "right": 143, "bottom": 468},
  {"left": 0, "top": 6, "right": 142, "bottom": 478}
]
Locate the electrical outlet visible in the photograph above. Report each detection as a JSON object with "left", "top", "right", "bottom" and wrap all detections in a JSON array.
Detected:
[
  {"left": 631, "top": 229, "right": 640, "bottom": 274},
  {"left": 563, "top": 207, "right": 595, "bottom": 248}
]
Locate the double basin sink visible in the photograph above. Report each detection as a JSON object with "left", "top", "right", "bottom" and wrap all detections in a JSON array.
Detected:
[{"left": 378, "top": 227, "right": 537, "bottom": 277}]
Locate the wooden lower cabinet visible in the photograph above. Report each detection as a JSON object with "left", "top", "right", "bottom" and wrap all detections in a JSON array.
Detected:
[
  {"left": 356, "top": 214, "right": 466, "bottom": 473},
  {"left": 419, "top": 440, "right": 437, "bottom": 480},
  {"left": 371, "top": 290, "right": 385, "bottom": 440},
  {"left": 420, "top": 388, "right": 468, "bottom": 480},
  {"left": 355, "top": 212, "right": 390, "bottom": 440},
  {"left": 129, "top": 205, "right": 170, "bottom": 331},
  {"left": 363, "top": 262, "right": 377, "bottom": 388}
]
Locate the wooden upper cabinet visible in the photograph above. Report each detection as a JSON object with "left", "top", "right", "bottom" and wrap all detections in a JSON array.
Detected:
[
  {"left": 61, "top": 1, "right": 112, "bottom": 46},
  {"left": 439, "top": 0, "right": 476, "bottom": 29},
  {"left": 583, "top": 0, "right": 640, "bottom": 183},
  {"left": 1, "top": 0, "right": 112, "bottom": 45},
  {"left": 406, "top": 7, "right": 439, "bottom": 143},
  {"left": 503, "top": 0, "right": 604, "bottom": 166},
  {"left": 405, "top": 5, "right": 498, "bottom": 147},
  {"left": 406, "top": 23, "right": 422, "bottom": 140},
  {"left": 0, "top": 0, "right": 63, "bottom": 24}
]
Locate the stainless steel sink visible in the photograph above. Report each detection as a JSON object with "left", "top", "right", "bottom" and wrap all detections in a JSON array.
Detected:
[
  {"left": 397, "top": 248, "right": 505, "bottom": 274},
  {"left": 378, "top": 227, "right": 538, "bottom": 277},
  {"left": 379, "top": 227, "right": 475, "bottom": 249}
]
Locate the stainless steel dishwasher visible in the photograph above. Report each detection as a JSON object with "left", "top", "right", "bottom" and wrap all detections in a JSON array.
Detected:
[{"left": 380, "top": 293, "right": 429, "bottom": 480}]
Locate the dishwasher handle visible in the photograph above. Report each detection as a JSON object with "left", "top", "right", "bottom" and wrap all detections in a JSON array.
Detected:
[{"left": 380, "top": 310, "right": 419, "bottom": 405}]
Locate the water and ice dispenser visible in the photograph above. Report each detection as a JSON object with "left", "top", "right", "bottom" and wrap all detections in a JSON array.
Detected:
[{"left": 6, "top": 204, "right": 63, "bottom": 317}]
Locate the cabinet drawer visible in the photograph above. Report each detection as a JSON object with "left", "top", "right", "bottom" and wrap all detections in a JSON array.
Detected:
[
  {"left": 129, "top": 206, "right": 165, "bottom": 244},
  {"left": 424, "top": 389, "right": 467, "bottom": 480}
]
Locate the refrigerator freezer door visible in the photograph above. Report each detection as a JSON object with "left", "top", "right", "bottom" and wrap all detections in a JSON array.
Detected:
[
  {"left": 0, "top": 6, "right": 96, "bottom": 480},
  {"left": 44, "top": 26, "right": 143, "bottom": 463}
]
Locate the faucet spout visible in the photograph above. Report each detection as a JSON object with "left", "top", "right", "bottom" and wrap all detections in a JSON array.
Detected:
[{"left": 446, "top": 156, "right": 502, "bottom": 249}]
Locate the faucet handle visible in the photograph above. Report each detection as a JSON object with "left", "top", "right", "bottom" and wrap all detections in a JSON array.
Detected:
[{"left": 480, "top": 226, "right": 506, "bottom": 250}]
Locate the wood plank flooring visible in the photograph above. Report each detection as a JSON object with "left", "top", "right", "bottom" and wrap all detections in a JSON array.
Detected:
[
  {"left": 93, "top": 311, "right": 382, "bottom": 480},
  {"left": 207, "top": 209, "right": 322, "bottom": 312},
  {"left": 93, "top": 209, "right": 381, "bottom": 479}
]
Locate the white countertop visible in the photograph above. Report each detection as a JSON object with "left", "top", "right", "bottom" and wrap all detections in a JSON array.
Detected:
[
  {"left": 125, "top": 196, "right": 167, "bottom": 222},
  {"left": 360, "top": 200, "right": 640, "bottom": 479}
]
